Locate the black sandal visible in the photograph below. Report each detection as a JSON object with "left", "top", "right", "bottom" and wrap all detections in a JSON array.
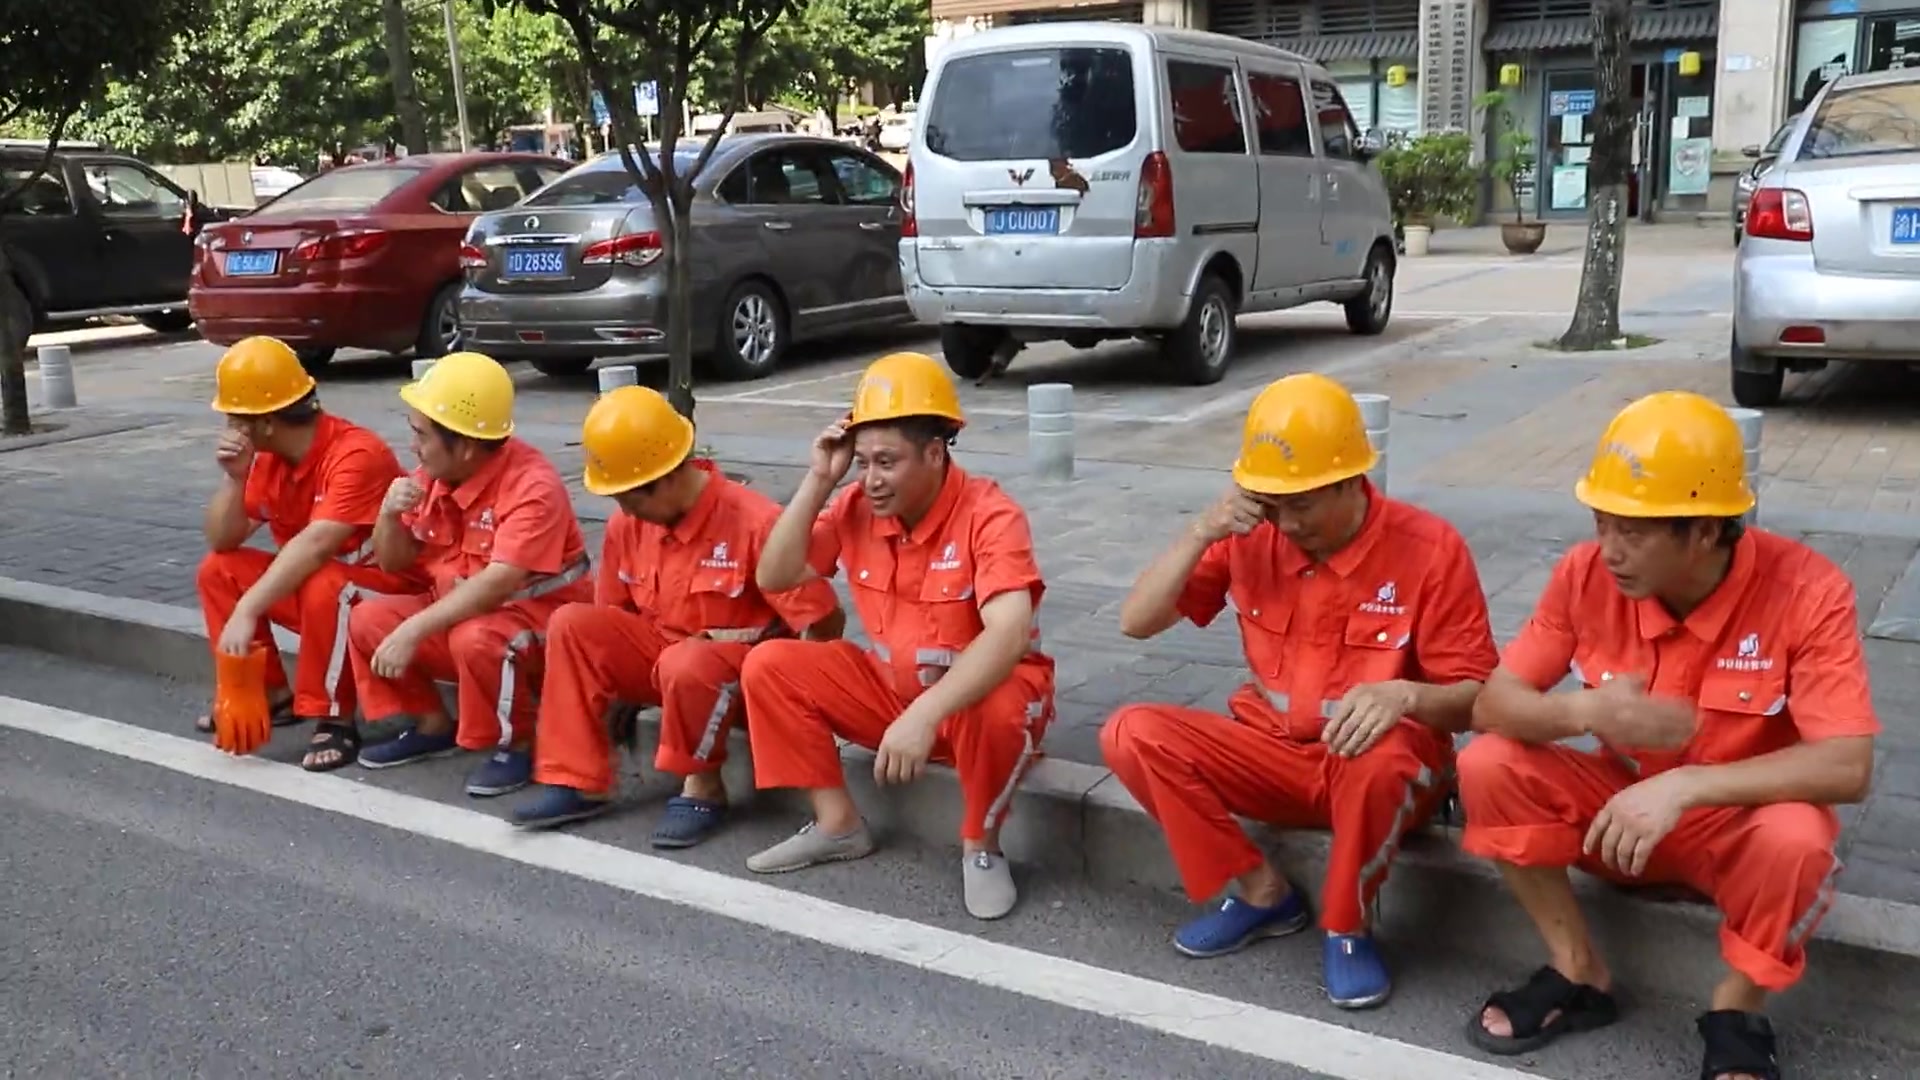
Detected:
[
  {"left": 1697, "top": 1010, "right": 1781, "bottom": 1080},
  {"left": 301, "top": 722, "right": 361, "bottom": 773},
  {"left": 1466, "top": 965, "right": 1620, "bottom": 1056}
]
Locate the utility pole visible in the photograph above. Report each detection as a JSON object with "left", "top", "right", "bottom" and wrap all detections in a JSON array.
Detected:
[{"left": 442, "top": 0, "right": 472, "bottom": 151}]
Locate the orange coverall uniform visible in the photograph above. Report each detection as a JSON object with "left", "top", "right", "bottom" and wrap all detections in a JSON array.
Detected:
[
  {"left": 532, "top": 463, "right": 841, "bottom": 794},
  {"left": 347, "top": 437, "right": 593, "bottom": 749},
  {"left": 1101, "top": 487, "right": 1499, "bottom": 934},
  {"left": 741, "top": 464, "right": 1055, "bottom": 842},
  {"left": 197, "top": 413, "right": 427, "bottom": 719},
  {"left": 1458, "top": 530, "right": 1878, "bottom": 992}
]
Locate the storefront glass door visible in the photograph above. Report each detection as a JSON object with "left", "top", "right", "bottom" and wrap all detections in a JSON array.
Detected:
[{"left": 1543, "top": 71, "right": 1596, "bottom": 215}]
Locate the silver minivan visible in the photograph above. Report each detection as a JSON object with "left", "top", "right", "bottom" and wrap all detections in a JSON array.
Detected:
[{"left": 902, "top": 23, "right": 1397, "bottom": 385}]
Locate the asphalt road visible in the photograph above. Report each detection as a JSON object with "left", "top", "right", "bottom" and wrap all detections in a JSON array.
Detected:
[{"left": 5, "top": 643, "right": 1920, "bottom": 1080}]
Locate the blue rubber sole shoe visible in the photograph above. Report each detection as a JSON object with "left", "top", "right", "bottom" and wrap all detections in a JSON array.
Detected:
[
  {"left": 649, "top": 796, "right": 728, "bottom": 849},
  {"left": 512, "top": 784, "right": 613, "bottom": 830},
  {"left": 356, "top": 727, "right": 460, "bottom": 770},
  {"left": 1324, "top": 933, "right": 1393, "bottom": 1010},
  {"left": 1173, "top": 891, "right": 1311, "bottom": 958},
  {"left": 465, "top": 749, "right": 533, "bottom": 798}
]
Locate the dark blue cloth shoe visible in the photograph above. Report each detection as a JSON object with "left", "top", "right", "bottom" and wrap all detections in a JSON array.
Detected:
[
  {"left": 465, "top": 749, "right": 533, "bottom": 797},
  {"left": 1324, "top": 933, "right": 1392, "bottom": 1009},
  {"left": 511, "top": 784, "right": 612, "bottom": 830},
  {"left": 649, "top": 796, "right": 728, "bottom": 849},
  {"left": 356, "top": 726, "right": 459, "bottom": 769},
  {"left": 1173, "top": 890, "right": 1311, "bottom": 958}
]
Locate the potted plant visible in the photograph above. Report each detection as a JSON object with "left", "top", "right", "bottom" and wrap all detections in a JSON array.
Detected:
[
  {"left": 1374, "top": 131, "right": 1478, "bottom": 257},
  {"left": 1477, "top": 90, "right": 1544, "bottom": 255}
]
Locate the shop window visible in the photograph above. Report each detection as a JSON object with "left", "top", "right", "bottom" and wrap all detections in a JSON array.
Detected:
[
  {"left": 1168, "top": 60, "right": 1249, "bottom": 154},
  {"left": 1247, "top": 71, "right": 1313, "bottom": 156},
  {"left": 1794, "top": 17, "right": 1859, "bottom": 111}
]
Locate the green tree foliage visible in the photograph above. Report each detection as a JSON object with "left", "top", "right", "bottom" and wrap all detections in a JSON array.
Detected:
[
  {"left": 415, "top": 4, "right": 589, "bottom": 150},
  {"left": 780, "top": 0, "right": 929, "bottom": 125},
  {"left": 0, "top": 0, "right": 203, "bottom": 434}
]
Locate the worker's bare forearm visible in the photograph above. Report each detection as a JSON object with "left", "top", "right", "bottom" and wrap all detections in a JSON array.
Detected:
[
  {"left": 1676, "top": 737, "right": 1874, "bottom": 809},
  {"left": 1119, "top": 528, "right": 1213, "bottom": 639},
  {"left": 401, "top": 564, "right": 528, "bottom": 639},
  {"left": 1470, "top": 670, "right": 1587, "bottom": 744},
  {"left": 204, "top": 476, "right": 254, "bottom": 552},
  {"left": 372, "top": 513, "right": 423, "bottom": 574},
  {"left": 1408, "top": 679, "right": 1484, "bottom": 735},
  {"left": 234, "top": 524, "right": 351, "bottom": 618},
  {"left": 759, "top": 472, "right": 834, "bottom": 593}
]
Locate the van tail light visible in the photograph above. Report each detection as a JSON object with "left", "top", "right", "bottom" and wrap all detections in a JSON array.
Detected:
[
  {"left": 1745, "top": 188, "right": 1813, "bottom": 242},
  {"left": 288, "top": 229, "right": 389, "bottom": 263},
  {"left": 458, "top": 242, "right": 487, "bottom": 270},
  {"left": 581, "top": 231, "right": 663, "bottom": 268},
  {"left": 900, "top": 161, "right": 917, "bottom": 238},
  {"left": 1135, "top": 151, "right": 1175, "bottom": 238}
]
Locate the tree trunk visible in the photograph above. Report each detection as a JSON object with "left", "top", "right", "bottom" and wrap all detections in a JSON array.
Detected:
[
  {"left": 664, "top": 189, "right": 698, "bottom": 420},
  {"left": 382, "top": 0, "right": 430, "bottom": 154},
  {"left": 0, "top": 244, "right": 32, "bottom": 435},
  {"left": 1558, "top": 0, "right": 1632, "bottom": 350}
]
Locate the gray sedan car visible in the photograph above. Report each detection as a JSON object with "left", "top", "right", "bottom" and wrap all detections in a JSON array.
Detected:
[{"left": 457, "top": 134, "right": 912, "bottom": 380}]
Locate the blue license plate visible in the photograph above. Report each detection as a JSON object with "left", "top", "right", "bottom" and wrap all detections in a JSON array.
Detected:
[
  {"left": 984, "top": 206, "right": 1059, "bottom": 236},
  {"left": 504, "top": 247, "right": 568, "bottom": 277},
  {"left": 1892, "top": 207, "right": 1920, "bottom": 245},
  {"left": 223, "top": 250, "right": 278, "bottom": 276}
]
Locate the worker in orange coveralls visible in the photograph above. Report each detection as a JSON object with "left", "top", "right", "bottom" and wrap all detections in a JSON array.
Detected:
[
  {"left": 743, "top": 351, "right": 1053, "bottom": 921},
  {"left": 196, "top": 336, "right": 427, "bottom": 771},
  {"left": 1101, "top": 373, "right": 1498, "bottom": 1011},
  {"left": 1460, "top": 391, "right": 1876, "bottom": 1080},
  {"left": 345, "top": 351, "right": 593, "bottom": 797},
  {"left": 511, "top": 386, "right": 845, "bottom": 841}
]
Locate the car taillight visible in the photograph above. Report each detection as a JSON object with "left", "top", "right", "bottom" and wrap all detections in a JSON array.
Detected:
[
  {"left": 289, "top": 229, "right": 389, "bottom": 263},
  {"left": 900, "top": 162, "right": 917, "bottom": 238},
  {"left": 1135, "top": 151, "right": 1175, "bottom": 238},
  {"left": 1745, "top": 188, "right": 1813, "bottom": 242},
  {"left": 581, "top": 231, "right": 663, "bottom": 267},
  {"left": 458, "top": 242, "right": 487, "bottom": 270}
]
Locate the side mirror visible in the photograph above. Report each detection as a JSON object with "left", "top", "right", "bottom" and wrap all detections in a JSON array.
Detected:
[
  {"left": 1740, "top": 144, "right": 1762, "bottom": 158},
  {"left": 1355, "top": 131, "right": 1386, "bottom": 158}
]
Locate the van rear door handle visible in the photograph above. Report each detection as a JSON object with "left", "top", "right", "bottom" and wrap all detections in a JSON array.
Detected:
[
  {"left": 858, "top": 221, "right": 886, "bottom": 231},
  {"left": 763, "top": 220, "right": 792, "bottom": 231}
]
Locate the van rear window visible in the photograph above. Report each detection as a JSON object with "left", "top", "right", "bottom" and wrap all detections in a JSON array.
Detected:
[{"left": 923, "top": 47, "right": 1137, "bottom": 161}]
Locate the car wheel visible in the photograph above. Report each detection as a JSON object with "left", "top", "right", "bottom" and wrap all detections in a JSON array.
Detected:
[
  {"left": 529, "top": 357, "right": 592, "bottom": 378},
  {"left": 1162, "top": 274, "right": 1235, "bottom": 386},
  {"left": 708, "top": 279, "right": 786, "bottom": 381},
  {"left": 1343, "top": 244, "right": 1394, "bottom": 336},
  {"left": 1730, "top": 334, "right": 1784, "bottom": 408},
  {"left": 139, "top": 310, "right": 194, "bottom": 333},
  {"left": 415, "top": 282, "right": 462, "bottom": 358},
  {"left": 295, "top": 347, "right": 336, "bottom": 374},
  {"left": 938, "top": 325, "right": 1004, "bottom": 380}
]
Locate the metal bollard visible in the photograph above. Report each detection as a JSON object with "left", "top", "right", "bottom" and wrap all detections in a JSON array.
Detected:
[
  {"left": 1727, "top": 406, "right": 1763, "bottom": 524},
  {"left": 596, "top": 364, "right": 638, "bottom": 395},
  {"left": 1027, "top": 382, "right": 1074, "bottom": 481},
  {"left": 37, "top": 344, "right": 76, "bottom": 409},
  {"left": 1353, "top": 392, "right": 1390, "bottom": 494},
  {"left": 410, "top": 359, "right": 437, "bottom": 380}
]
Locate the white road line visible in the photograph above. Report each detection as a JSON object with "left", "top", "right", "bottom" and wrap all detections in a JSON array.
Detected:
[
  {"left": 2, "top": 697, "right": 1555, "bottom": 1080},
  {"left": 705, "top": 367, "right": 866, "bottom": 401}
]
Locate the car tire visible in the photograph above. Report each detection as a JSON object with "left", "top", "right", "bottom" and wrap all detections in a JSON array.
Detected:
[
  {"left": 415, "top": 282, "right": 462, "bottom": 359},
  {"left": 295, "top": 347, "right": 336, "bottom": 374},
  {"left": 708, "top": 279, "right": 787, "bottom": 381},
  {"left": 1343, "top": 244, "right": 1394, "bottom": 336},
  {"left": 1730, "top": 334, "right": 1784, "bottom": 408},
  {"left": 939, "top": 325, "right": 1003, "bottom": 380},
  {"left": 529, "top": 357, "right": 592, "bottom": 378},
  {"left": 1162, "top": 273, "right": 1236, "bottom": 386},
  {"left": 139, "top": 310, "right": 194, "bottom": 333}
]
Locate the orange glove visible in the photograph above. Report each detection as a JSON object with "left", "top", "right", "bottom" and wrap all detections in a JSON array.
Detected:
[{"left": 212, "top": 646, "right": 273, "bottom": 756}]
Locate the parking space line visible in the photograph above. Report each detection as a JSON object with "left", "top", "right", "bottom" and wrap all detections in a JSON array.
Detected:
[{"left": 706, "top": 367, "right": 866, "bottom": 401}]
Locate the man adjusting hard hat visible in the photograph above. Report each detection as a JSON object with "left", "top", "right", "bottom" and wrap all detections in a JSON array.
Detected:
[
  {"left": 196, "top": 336, "right": 428, "bottom": 769},
  {"left": 1461, "top": 392, "right": 1876, "bottom": 1080},
  {"left": 512, "top": 386, "right": 845, "bottom": 842},
  {"left": 346, "top": 351, "right": 594, "bottom": 796},
  {"left": 743, "top": 352, "right": 1055, "bottom": 921},
  {"left": 1101, "top": 373, "right": 1498, "bottom": 1010}
]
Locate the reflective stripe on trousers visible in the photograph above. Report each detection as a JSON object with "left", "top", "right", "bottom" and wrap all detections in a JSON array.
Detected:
[
  {"left": 1356, "top": 764, "right": 1438, "bottom": 925},
  {"left": 323, "top": 582, "right": 406, "bottom": 718},
  {"left": 493, "top": 629, "right": 545, "bottom": 748}
]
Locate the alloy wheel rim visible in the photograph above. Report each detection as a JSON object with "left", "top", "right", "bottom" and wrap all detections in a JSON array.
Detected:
[
  {"left": 733, "top": 294, "right": 776, "bottom": 367},
  {"left": 1199, "top": 296, "right": 1229, "bottom": 368},
  {"left": 1368, "top": 261, "right": 1390, "bottom": 322}
]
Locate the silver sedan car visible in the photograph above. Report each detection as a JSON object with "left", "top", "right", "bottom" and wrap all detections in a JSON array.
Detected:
[
  {"left": 1733, "top": 68, "right": 1920, "bottom": 407},
  {"left": 458, "top": 134, "right": 912, "bottom": 380}
]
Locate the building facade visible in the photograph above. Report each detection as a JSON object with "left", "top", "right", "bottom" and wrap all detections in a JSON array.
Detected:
[{"left": 924, "top": 0, "right": 1884, "bottom": 221}]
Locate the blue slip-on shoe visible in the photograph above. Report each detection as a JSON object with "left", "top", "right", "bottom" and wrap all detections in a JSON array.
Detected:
[
  {"left": 1324, "top": 932, "right": 1393, "bottom": 1009},
  {"left": 465, "top": 749, "right": 533, "bottom": 797},
  {"left": 649, "top": 796, "right": 729, "bottom": 849},
  {"left": 1173, "top": 891, "right": 1311, "bottom": 958},
  {"left": 511, "top": 784, "right": 613, "bottom": 830},
  {"left": 356, "top": 726, "right": 460, "bottom": 770}
]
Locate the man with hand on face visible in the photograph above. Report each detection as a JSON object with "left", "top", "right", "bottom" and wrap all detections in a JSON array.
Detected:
[
  {"left": 512, "top": 386, "right": 845, "bottom": 841},
  {"left": 345, "top": 351, "right": 593, "bottom": 797},
  {"left": 1100, "top": 373, "right": 1497, "bottom": 1010},
  {"left": 743, "top": 351, "right": 1054, "bottom": 921},
  {"left": 1460, "top": 391, "right": 1876, "bottom": 1080},
  {"left": 196, "top": 336, "right": 427, "bottom": 768}
]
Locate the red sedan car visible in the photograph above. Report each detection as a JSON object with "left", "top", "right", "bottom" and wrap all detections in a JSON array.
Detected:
[{"left": 190, "top": 152, "right": 571, "bottom": 371}]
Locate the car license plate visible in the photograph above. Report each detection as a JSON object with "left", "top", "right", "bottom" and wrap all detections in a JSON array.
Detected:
[
  {"left": 1892, "top": 207, "right": 1920, "bottom": 245},
  {"left": 984, "top": 207, "right": 1059, "bottom": 236},
  {"left": 504, "top": 247, "right": 568, "bottom": 277},
  {"left": 223, "top": 250, "right": 278, "bottom": 276}
]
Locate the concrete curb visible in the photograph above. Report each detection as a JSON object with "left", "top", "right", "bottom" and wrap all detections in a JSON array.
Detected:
[{"left": 5, "top": 574, "right": 1919, "bottom": 1017}]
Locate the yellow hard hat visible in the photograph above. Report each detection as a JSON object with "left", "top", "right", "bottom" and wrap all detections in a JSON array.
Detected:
[
  {"left": 1231, "top": 373, "right": 1378, "bottom": 495},
  {"left": 398, "top": 351, "right": 515, "bottom": 440},
  {"left": 1575, "top": 391, "right": 1755, "bottom": 518},
  {"left": 210, "top": 336, "right": 315, "bottom": 415},
  {"left": 580, "top": 386, "right": 694, "bottom": 496},
  {"left": 849, "top": 352, "right": 966, "bottom": 429}
]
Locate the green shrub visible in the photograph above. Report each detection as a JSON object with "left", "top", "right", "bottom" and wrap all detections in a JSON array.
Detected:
[{"left": 1375, "top": 131, "right": 1479, "bottom": 229}]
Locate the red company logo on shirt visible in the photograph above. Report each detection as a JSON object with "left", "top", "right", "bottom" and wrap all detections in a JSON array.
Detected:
[
  {"left": 1357, "top": 580, "right": 1405, "bottom": 616},
  {"left": 1716, "top": 632, "right": 1774, "bottom": 672},
  {"left": 700, "top": 541, "right": 739, "bottom": 570},
  {"left": 930, "top": 542, "right": 962, "bottom": 571}
]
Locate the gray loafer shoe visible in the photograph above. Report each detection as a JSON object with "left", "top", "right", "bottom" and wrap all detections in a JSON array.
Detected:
[
  {"left": 963, "top": 850, "right": 1017, "bottom": 920},
  {"left": 747, "top": 821, "right": 876, "bottom": 874}
]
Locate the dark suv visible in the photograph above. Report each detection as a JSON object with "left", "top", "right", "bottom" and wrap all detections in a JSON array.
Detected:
[{"left": 1, "top": 139, "right": 239, "bottom": 353}]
